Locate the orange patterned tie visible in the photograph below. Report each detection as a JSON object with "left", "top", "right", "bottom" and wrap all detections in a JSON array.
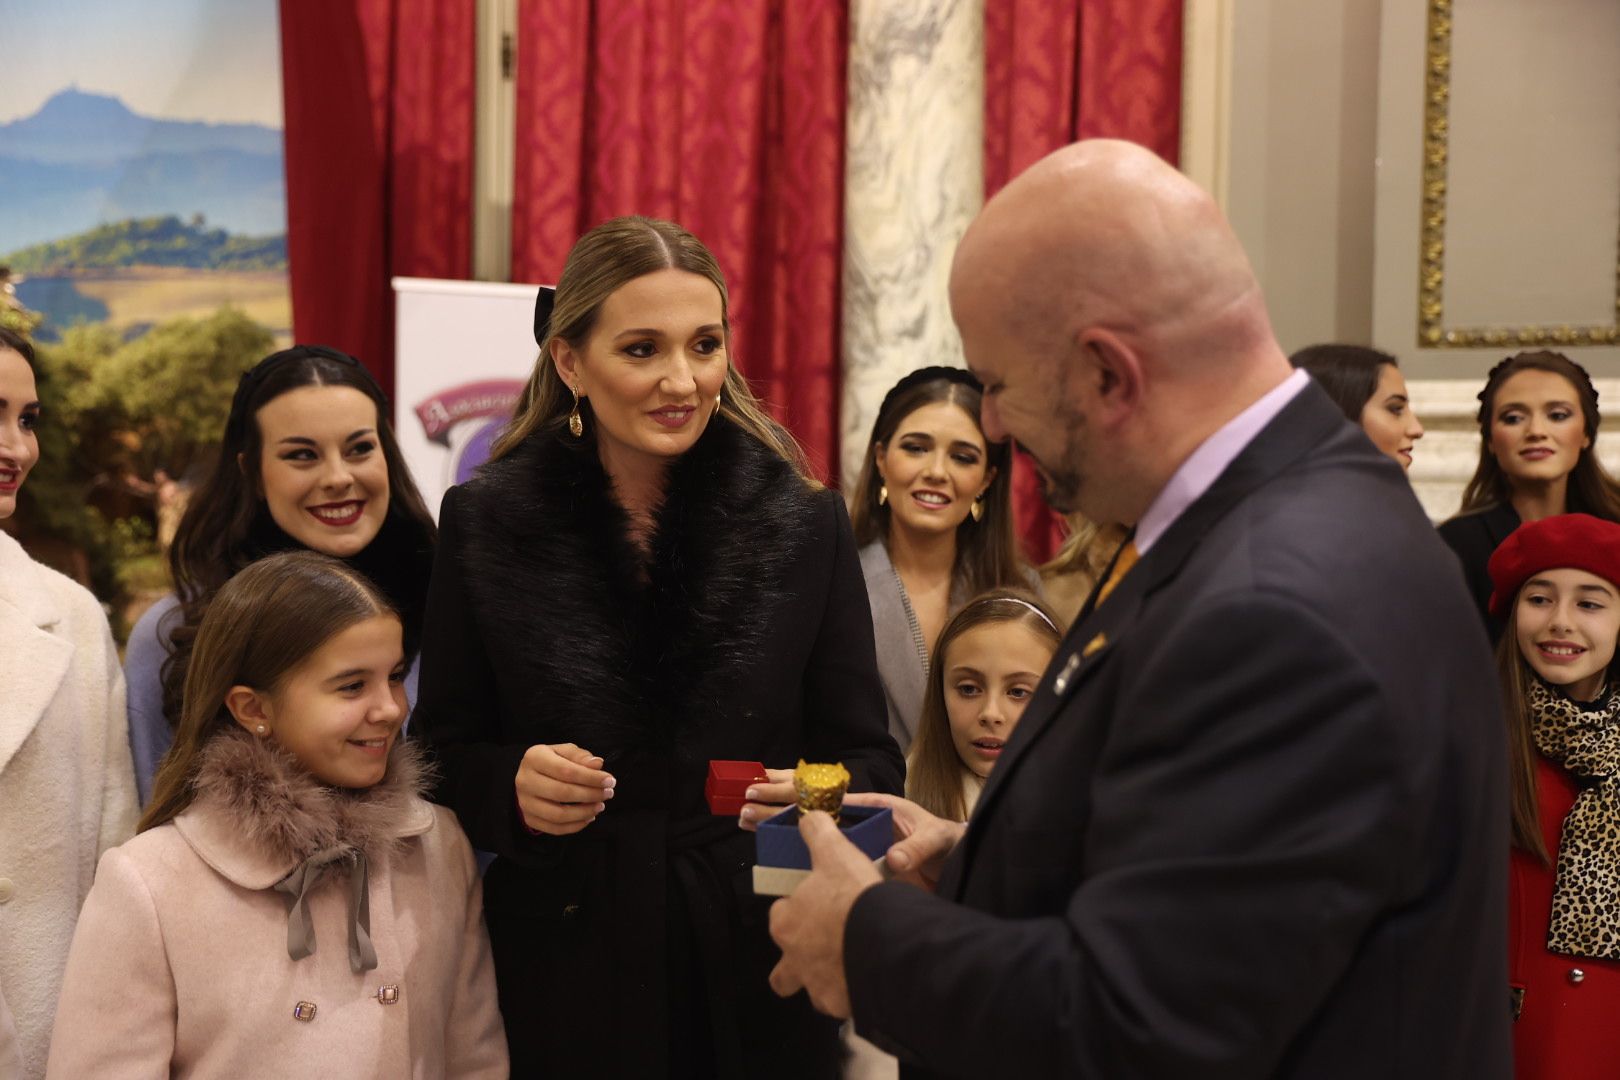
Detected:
[{"left": 1095, "top": 541, "right": 1139, "bottom": 606}]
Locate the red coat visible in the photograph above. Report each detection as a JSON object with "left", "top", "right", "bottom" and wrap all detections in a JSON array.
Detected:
[{"left": 1510, "top": 756, "right": 1620, "bottom": 1079}]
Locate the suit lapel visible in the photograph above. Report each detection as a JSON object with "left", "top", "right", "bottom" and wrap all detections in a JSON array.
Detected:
[{"left": 945, "top": 382, "right": 1348, "bottom": 896}]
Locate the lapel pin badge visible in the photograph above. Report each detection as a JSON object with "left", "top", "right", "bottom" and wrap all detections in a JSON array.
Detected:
[{"left": 1053, "top": 652, "right": 1083, "bottom": 694}]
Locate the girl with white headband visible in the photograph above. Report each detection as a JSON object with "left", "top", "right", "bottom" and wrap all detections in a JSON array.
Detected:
[{"left": 905, "top": 588, "right": 1064, "bottom": 822}]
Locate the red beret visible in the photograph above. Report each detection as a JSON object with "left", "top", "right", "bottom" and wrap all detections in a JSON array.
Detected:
[{"left": 1486, "top": 513, "right": 1620, "bottom": 617}]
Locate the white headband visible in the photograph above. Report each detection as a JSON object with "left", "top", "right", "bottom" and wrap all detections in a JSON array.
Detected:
[{"left": 966, "top": 595, "right": 1058, "bottom": 634}]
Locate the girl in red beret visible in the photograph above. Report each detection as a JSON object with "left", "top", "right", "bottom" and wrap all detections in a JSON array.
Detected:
[{"left": 1490, "top": 513, "right": 1620, "bottom": 1079}]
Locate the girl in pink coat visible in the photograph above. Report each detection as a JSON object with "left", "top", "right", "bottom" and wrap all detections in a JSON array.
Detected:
[{"left": 46, "top": 551, "right": 506, "bottom": 1078}]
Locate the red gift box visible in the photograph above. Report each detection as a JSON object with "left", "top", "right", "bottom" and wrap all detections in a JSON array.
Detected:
[{"left": 706, "top": 760, "right": 768, "bottom": 816}]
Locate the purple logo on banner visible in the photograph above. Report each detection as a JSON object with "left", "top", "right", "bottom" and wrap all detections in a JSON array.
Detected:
[{"left": 414, "top": 380, "right": 524, "bottom": 486}]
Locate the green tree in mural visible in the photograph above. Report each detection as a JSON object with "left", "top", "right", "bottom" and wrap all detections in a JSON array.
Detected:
[
  {"left": 16, "top": 308, "right": 270, "bottom": 631},
  {"left": 3, "top": 216, "right": 288, "bottom": 272},
  {"left": 89, "top": 308, "right": 269, "bottom": 477}
]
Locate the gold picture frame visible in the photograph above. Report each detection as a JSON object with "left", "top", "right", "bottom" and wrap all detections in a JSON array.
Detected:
[{"left": 1420, "top": 0, "right": 1620, "bottom": 348}]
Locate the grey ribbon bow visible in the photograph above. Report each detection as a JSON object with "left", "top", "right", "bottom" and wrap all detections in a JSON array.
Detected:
[{"left": 272, "top": 847, "right": 378, "bottom": 974}]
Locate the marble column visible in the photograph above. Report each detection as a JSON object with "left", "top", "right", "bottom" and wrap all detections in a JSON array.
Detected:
[{"left": 839, "top": 0, "right": 985, "bottom": 489}]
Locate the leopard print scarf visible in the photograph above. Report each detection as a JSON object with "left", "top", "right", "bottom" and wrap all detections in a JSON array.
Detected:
[{"left": 1530, "top": 677, "right": 1620, "bottom": 958}]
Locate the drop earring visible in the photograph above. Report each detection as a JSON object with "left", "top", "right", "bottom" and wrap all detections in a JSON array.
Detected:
[
  {"left": 568, "top": 385, "right": 584, "bottom": 438},
  {"left": 878, "top": 485, "right": 889, "bottom": 506},
  {"left": 970, "top": 495, "right": 985, "bottom": 522}
]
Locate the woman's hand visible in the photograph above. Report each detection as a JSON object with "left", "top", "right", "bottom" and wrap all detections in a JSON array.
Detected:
[
  {"left": 514, "top": 743, "right": 615, "bottom": 836},
  {"left": 737, "top": 768, "right": 797, "bottom": 831},
  {"left": 842, "top": 792, "right": 965, "bottom": 892}
]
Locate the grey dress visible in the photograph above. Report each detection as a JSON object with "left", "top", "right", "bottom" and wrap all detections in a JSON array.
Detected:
[{"left": 858, "top": 541, "right": 969, "bottom": 754}]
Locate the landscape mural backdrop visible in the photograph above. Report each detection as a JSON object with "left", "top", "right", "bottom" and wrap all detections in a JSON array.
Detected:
[{"left": 0, "top": 0, "right": 286, "bottom": 631}]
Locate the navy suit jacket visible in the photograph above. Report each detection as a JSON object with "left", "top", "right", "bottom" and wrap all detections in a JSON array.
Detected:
[{"left": 844, "top": 382, "right": 1511, "bottom": 1079}]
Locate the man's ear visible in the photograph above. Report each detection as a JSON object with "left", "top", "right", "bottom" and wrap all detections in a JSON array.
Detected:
[
  {"left": 551, "top": 337, "right": 582, "bottom": 394},
  {"left": 224, "top": 685, "right": 273, "bottom": 736},
  {"left": 1077, "top": 327, "right": 1143, "bottom": 424}
]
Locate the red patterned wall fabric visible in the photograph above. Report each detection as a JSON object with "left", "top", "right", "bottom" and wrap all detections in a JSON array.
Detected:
[
  {"left": 511, "top": 0, "right": 847, "bottom": 481},
  {"left": 280, "top": 0, "right": 475, "bottom": 398},
  {"left": 983, "top": 0, "right": 1184, "bottom": 562}
]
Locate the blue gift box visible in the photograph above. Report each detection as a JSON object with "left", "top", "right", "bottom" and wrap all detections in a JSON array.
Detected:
[{"left": 754, "top": 804, "right": 893, "bottom": 870}]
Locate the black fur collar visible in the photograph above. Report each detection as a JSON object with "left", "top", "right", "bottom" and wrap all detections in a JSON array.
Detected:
[{"left": 458, "top": 418, "right": 817, "bottom": 758}]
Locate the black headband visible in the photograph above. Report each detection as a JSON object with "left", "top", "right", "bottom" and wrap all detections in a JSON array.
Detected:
[
  {"left": 874, "top": 365, "right": 983, "bottom": 434},
  {"left": 534, "top": 285, "right": 557, "bottom": 348},
  {"left": 226, "top": 344, "right": 386, "bottom": 443}
]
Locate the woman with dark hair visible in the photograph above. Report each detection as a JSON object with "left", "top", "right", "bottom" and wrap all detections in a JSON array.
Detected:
[
  {"left": 848, "top": 367, "right": 1025, "bottom": 752},
  {"left": 124, "top": 345, "right": 437, "bottom": 803},
  {"left": 409, "top": 215, "right": 903, "bottom": 1078},
  {"left": 0, "top": 327, "right": 138, "bottom": 1077},
  {"left": 1290, "top": 343, "right": 1424, "bottom": 469},
  {"left": 1439, "top": 350, "right": 1620, "bottom": 638}
]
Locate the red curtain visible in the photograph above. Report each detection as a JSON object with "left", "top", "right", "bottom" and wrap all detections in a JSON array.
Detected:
[
  {"left": 279, "top": 0, "right": 476, "bottom": 399},
  {"left": 510, "top": 0, "right": 847, "bottom": 481},
  {"left": 984, "top": 0, "right": 1184, "bottom": 562}
]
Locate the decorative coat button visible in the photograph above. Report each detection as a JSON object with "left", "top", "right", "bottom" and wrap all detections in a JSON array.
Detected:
[
  {"left": 0, "top": 878, "right": 14, "bottom": 904},
  {"left": 293, "top": 1001, "right": 318, "bottom": 1022},
  {"left": 377, "top": 985, "right": 400, "bottom": 1005},
  {"left": 1568, "top": 968, "right": 1586, "bottom": 985}
]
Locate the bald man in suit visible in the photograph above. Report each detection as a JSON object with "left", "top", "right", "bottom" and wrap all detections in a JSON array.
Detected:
[{"left": 766, "top": 141, "right": 1509, "bottom": 1079}]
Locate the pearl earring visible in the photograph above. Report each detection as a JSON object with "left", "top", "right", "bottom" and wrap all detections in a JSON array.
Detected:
[{"left": 255, "top": 724, "right": 267, "bottom": 736}]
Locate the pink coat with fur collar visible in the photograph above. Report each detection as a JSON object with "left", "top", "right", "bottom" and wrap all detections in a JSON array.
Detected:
[{"left": 45, "top": 731, "right": 507, "bottom": 1079}]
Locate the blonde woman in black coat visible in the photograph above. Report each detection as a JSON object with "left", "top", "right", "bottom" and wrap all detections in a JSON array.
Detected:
[{"left": 411, "top": 216, "right": 904, "bottom": 1079}]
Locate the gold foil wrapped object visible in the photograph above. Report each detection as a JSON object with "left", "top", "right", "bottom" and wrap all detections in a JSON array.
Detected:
[{"left": 793, "top": 760, "right": 850, "bottom": 820}]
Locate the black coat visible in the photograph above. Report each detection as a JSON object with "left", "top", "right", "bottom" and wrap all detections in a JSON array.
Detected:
[
  {"left": 843, "top": 383, "right": 1511, "bottom": 1079},
  {"left": 411, "top": 418, "right": 904, "bottom": 1079},
  {"left": 1437, "top": 501, "right": 1521, "bottom": 644}
]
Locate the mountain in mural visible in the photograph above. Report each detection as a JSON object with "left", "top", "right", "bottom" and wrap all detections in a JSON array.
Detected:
[{"left": 0, "top": 89, "right": 285, "bottom": 251}]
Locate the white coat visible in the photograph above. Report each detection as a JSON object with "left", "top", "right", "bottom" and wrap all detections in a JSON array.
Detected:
[{"left": 0, "top": 530, "right": 139, "bottom": 1077}]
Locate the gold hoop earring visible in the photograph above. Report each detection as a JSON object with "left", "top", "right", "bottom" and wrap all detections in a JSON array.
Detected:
[
  {"left": 568, "top": 385, "right": 584, "bottom": 438},
  {"left": 878, "top": 485, "right": 889, "bottom": 506},
  {"left": 970, "top": 496, "right": 985, "bottom": 523}
]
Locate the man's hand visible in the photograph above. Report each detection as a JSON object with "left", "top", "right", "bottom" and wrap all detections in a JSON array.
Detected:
[
  {"left": 844, "top": 792, "right": 966, "bottom": 892},
  {"left": 767, "top": 811, "right": 883, "bottom": 1018}
]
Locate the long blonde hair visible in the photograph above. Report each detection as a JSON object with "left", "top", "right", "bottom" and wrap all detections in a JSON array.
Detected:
[
  {"left": 491, "top": 215, "right": 810, "bottom": 480},
  {"left": 907, "top": 588, "right": 1064, "bottom": 821},
  {"left": 139, "top": 551, "right": 396, "bottom": 833},
  {"left": 1040, "top": 517, "right": 1125, "bottom": 579}
]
